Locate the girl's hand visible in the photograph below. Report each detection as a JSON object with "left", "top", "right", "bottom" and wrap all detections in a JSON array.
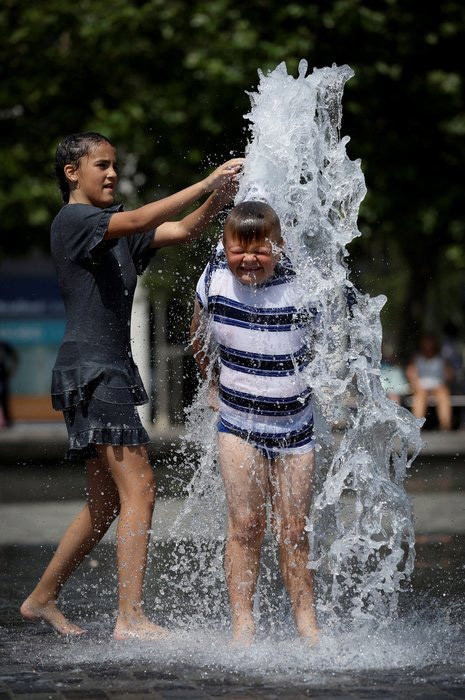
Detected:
[
  {"left": 204, "top": 158, "right": 244, "bottom": 192},
  {"left": 212, "top": 176, "right": 240, "bottom": 206}
]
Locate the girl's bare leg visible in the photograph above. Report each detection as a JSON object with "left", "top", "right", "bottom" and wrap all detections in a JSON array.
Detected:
[
  {"left": 96, "top": 445, "right": 167, "bottom": 640},
  {"left": 269, "top": 450, "right": 319, "bottom": 643},
  {"left": 218, "top": 433, "right": 268, "bottom": 644},
  {"left": 20, "top": 456, "right": 120, "bottom": 635}
]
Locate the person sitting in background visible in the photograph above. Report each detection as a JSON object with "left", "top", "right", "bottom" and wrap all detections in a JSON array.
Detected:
[{"left": 406, "top": 333, "right": 453, "bottom": 431}]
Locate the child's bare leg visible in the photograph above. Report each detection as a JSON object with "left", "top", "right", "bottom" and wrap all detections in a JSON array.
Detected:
[
  {"left": 218, "top": 433, "right": 268, "bottom": 644},
  {"left": 433, "top": 385, "right": 452, "bottom": 430},
  {"left": 270, "top": 450, "right": 319, "bottom": 643},
  {"left": 20, "top": 456, "right": 120, "bottom": 635},
  {"left": 96, "top": 445, "right": 166, "bottom": 640}
]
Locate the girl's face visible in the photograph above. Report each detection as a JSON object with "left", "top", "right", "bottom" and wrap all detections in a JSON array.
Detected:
[
  {"left": 223, "top": 227, "right": 283, "bottom": 286},
  {"left": 66, "top": 142, "right": 118, "bottom": 208}
]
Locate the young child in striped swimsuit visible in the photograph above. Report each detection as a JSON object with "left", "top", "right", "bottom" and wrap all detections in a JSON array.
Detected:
[{"left": 191, "top": 200, "right": 319, "bottom": 645}]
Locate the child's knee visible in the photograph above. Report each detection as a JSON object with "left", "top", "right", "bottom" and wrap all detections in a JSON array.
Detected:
[
  {"left": 229, "top": 513, "right": 265, "bottom": 546},
  {"left": 278, "top": 517, "right": 307, "bottom": 548}
]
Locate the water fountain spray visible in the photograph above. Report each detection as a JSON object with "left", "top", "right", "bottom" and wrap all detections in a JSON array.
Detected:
[{"left": 172, "top": 59, "right": 422, "bottom": 628}]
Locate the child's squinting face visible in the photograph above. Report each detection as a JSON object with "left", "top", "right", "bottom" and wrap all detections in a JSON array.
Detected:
[
  {"left": 224, "top": 230, "right": 283, "bottom": 286},
  {"left": 68, "top": 142, "right": 118, "bottom": 208}
]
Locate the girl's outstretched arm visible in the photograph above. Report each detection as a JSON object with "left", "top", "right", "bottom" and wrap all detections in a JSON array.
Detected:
[
  {"left": 105, "top": 158, "right": 243, "bottom": 240},
  {"left": 152, "top": 180, "right": 237, "bottom": 248}
]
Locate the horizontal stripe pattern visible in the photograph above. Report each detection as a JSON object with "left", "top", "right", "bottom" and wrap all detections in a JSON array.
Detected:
[
  {"left": 219, "top": 344, "right": 311, "bottom": 376},
  {"left": 196, "top": 243, "right": 318, "bottom": 450},
  {"left": 220, "top": 416, "right": 314, "bottom": 449},
  {"left": 210, "top": 295, "right": 315, "bottom": 331},
  {"left": 219, "top": 384, "right": 311, "bottom": 415}
]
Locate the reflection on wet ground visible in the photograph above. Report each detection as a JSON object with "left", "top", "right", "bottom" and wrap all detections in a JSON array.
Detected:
[{"left": 0, "top": 453, "right": 464, "bottom": 698}]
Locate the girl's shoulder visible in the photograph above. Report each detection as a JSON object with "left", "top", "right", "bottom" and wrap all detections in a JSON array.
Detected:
[
  {"left": 52, "top": 202, "right": 122, "bottom": 227},
  {"left": 50, "top": 203, "right": 123, "bottom": 266}
]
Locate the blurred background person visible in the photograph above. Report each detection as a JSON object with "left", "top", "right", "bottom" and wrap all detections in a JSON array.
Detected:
[{"left": 406, "top": 333, "right": 453, "bottom": 431}]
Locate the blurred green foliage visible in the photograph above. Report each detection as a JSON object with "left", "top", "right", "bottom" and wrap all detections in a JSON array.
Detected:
[{"left": 1, "top": 0, "right": 464, "bottom": 351}]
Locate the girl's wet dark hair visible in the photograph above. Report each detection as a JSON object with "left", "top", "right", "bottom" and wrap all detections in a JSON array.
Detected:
[
  {"left": 55, "top": 132, "right": 113, "bottom": 203},
  {"left": 224, "top": 200, "right": 281, "bottom": 244}
]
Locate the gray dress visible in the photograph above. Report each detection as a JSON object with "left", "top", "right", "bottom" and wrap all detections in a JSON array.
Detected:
[{"left": 50, "top": 203, "right": 155, "bottom": 459}]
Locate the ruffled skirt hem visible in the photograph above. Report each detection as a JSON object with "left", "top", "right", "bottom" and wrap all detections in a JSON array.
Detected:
[{"left": 65, "top": 427, "right": 150, "bottom": 461}]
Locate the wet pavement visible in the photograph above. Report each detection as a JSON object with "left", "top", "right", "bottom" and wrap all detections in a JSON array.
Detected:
[
  {"left": 1, "top": 543, "right": 465, "bottom": 699},
  {"left": 0, "top": 452, "right": 465, "bottom": 698},
  {"left": 1, "top": 538, "right": 465, "bottom": 700}
]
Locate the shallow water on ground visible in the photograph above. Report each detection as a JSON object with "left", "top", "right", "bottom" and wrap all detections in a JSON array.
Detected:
[
  {"left": 1, "top": 454, "right": 465, "bottom": 690},
  {"left": 1, "top": 539, "right": 464, "bottom": 698},
  {"left": 1, "top": 453, "right": 464, "bottom": 698}
]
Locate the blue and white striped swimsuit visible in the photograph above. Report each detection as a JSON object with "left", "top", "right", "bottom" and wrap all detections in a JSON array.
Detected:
[{"left": 196, "top": 247, "right": 318, "bottom": 457}]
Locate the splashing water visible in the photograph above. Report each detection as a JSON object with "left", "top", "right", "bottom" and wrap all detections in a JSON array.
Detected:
[{"left": 168, "top": 59, "right": 422, "bottom": 631}]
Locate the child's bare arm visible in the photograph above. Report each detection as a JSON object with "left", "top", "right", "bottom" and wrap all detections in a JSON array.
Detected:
[
  {"left": 104, "top": 159, "right": 243, "bottom": 240},
  {"left": 190, "top": 299, "right": 210, "bottom": 379},
  {"left": 191, "top": 296, "right": 219, "bottom": 411}
]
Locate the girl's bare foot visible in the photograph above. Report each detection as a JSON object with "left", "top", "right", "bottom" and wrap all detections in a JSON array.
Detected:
[
  {"left": 113, "top": 614, "right": 170, "bottom": 641},
  {"left": 20, "top": 597, "right": 86, "bottom": 636}
]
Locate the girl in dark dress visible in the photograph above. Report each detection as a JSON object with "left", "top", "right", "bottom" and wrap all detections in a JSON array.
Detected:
[{"left": 20, "top": 132, "right": 243, "bottom": 639}]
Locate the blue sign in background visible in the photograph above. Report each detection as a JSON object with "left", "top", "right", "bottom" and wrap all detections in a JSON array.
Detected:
[
  {"left": 0, "top": 277, "right": 64, "bottom": 318},
  {"left": 0, "top": 320, "right": 65, "bottom": 346},
  {"left": 0, "top": 273, "right": 65, "bottom": 396},
  {"left": 0, "top": 320, "right": 65, "bottom": 395}
]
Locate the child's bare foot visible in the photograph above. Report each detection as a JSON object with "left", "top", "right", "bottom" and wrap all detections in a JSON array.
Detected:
[
  {"left": 20, "top": 597, "right": 86, "bottom": 636},
  {"left": 231, "top": 618, "right": 255, "bottom": 646},
  {"left": 300, "top": 626, "right": 320, "bottom": 646},
  {"left": 113, "top": 614, "right": 170, "bottom": 641},
  {"left": 296, "top": 609, "right": 319, "bottom": 646}
]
